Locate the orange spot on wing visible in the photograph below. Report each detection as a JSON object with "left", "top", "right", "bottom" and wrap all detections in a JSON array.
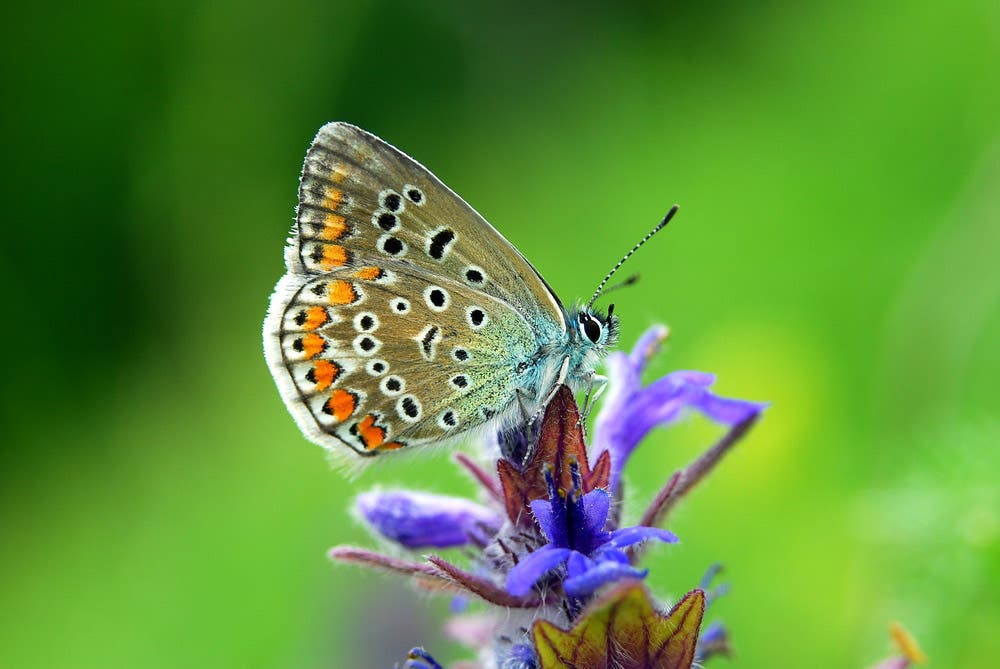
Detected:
[
  {"left": 356, "top": 414, "right": 386, "bottom": 450},
  {"left": 319, "top": 214, "right": 348, "bottom": 241},
  {"left": 302, "top": 333, "right": 326, "bottom": 359},
  {"left": 311, "top": 360, "right": 339, "bottom": 391},
  {"left": 354, "top": 266, "right": 384, "bottom": 281},
  {"left": 378, "top": 441, "right": 405, "bottom": 451},
  {"left": 331, "top": 168, "right": 348, "bottom": 184},
  {"left": 328, "top": 280, "right": 357, "bottom": 305},
  {"left": 320, "top": 244, "right": 349, "bottom": 268},
  {"left": 322, "top": 187, "right": 344, "bottom": 210},
  {"left": 326, "top": 389, "right": 357, "bottom": 422},
  {"left": 303, "top": 306, "right": 328, "bottom": 330}
]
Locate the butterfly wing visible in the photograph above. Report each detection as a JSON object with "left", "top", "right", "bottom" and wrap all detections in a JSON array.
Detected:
[
  {"left": 297, "top": 122, "right": 566, "bottom": 321},
  {"left": 264, "top": 122, "right": 567, "bottom": 456},
  {"left": 267, "top": 263, "right": 540, "bottom": 455}
]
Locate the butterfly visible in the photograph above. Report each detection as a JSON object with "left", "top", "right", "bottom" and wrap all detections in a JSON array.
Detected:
[{"left": 263, "top": 122, "right": 676, "bottom": 462}]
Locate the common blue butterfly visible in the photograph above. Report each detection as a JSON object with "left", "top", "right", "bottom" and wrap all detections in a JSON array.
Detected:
[{"left": 263, "top": 123, "right": 675, "bottom": 461}]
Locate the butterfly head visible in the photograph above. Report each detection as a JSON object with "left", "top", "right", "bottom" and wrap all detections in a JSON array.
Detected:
[{"left": 571, "top": 303, "right": 619, "bottom": 353}]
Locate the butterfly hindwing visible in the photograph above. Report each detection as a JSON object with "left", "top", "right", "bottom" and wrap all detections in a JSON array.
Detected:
[{"left": 271, "top": 263, "right": 538, "bottom": 455}]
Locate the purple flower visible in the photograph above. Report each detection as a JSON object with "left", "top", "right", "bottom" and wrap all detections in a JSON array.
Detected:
[
  {"left": 506, "top": 463, "right": 678, "bottom": 598},
  {"left": 357, "top": 490, "right": 500, "bottom": 549},
  {"left": 501, "top": 643, "right": 538, "bottom": 669},
  {"left": 328, "top": 325, "right": 767, "bottom": 668},
  {"left": 593, "top": 325, "right": 768, "bottom": 489},
  {"left": 696, "top": 621, "right": 731, "bottom": 662},
  {"left": 694, "top": 564, "right": 733, "bottom": 662},
  {"left": 402, "top": 647, "right": 445, "bottom": 669}
]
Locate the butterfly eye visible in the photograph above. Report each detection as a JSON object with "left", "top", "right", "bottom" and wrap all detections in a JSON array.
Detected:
[{"left": 579, "top": 313, "right": 603, "bottom": 344}]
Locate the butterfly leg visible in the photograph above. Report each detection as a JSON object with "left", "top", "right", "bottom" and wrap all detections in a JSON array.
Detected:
[
  {"left": 500, "top": 387, "right": 541, "bottom": 466},
  {"left": 579, "top": 372, "right": 608, "bottom": 426},
  {"left": 515, "top": 387, "right": 536, "bottom": 424},
  {"left": 538, "top": 357, "right": 570, "bottom": 412}
]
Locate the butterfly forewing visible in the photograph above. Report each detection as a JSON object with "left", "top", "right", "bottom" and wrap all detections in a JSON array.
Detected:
[
  {"left": 265, "top": 122, "right": 567, "bottom": 456},
  {"left": 298, "top": 123, "right": 565, "bottom": 319}
]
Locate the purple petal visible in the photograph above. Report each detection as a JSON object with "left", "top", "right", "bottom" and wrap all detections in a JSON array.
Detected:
[
  {"left": 504, "top": 644, "right": 538, "bottom": 667},
  {"left": 591, "top": 354, "right": 635, "bottom": 456},
  {"left": 595, "top": 326, "right": 669, "bottom": 441},
  {"left": 565, "top": 550, "right": 593, "bottom": 580},
  {"left": 639, "top": 371, "right": 766, "bottom": 431},
  {"left": 506, "top": 546, "right": 572, "bottom": 596},
  {"left": 529, "top": 497, "right": 569, "bottom": 547},
  {"left": 563, "top": 559, "right": 648, "bottom": 598},
  {"left": 579, "top": 488, "right": 611, "bottom": 535},
  {"left": 529, "top": 497, "right": 554, "bottom": 534},
  {"left": 628, "top": 324, "right": 670, "bottom": 370},
  {"left": 696, "top": 392, "right": 768, "bottom": 425},
  {"left": 356, "top": 490, "right": 499, "bottom": 549},
  {"left": 698, "top": 563, "right": 724, "bottom": 590},
  {"left": 404, "top": 647, "right": 445, "bottom": 669},
  {"left": 593, "top": 546, "right": 631, "bottom": 564},
  {"left": 657, "top": 369, "right": 717, "bottom": 388},
  {"left": 607, "top": 525, "right": 679, "bottom": 549},
  {"left": 628, "top": 371, "right": 716, "bottom": 432},
  {"left": 592, "top": 326, "right": 767, "bottom": 490},
  {"left": 568, "top": 489, "right": 611, "bottom": 554},
  {"left": 696, "top": 621, "right": 732, "bottom": 661},
  {"left": 699, "top": 620, "right": 728, "bottom": 646}
]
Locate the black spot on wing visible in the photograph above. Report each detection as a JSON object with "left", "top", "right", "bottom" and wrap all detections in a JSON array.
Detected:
[
  {"left": 421, "top": 326, "right": 440, "bottom": 357},
  {"left": 428, "top": 228, "right": 455, "bottom": 260}
]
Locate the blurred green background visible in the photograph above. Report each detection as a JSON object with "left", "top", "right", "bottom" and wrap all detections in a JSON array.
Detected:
[{"left": 2, "top": 1, "right": 998, "bottom": 667}]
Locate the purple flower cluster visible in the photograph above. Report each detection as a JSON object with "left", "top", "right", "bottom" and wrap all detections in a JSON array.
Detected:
[
  {"left": 331, "top": 326, "right": 766, "bottom": 668},
  {"left": 505, "top": 463, "right": 678, "bottom": 600}
]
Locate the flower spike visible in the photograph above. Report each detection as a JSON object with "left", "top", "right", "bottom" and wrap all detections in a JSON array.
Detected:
[{"left": 324, "top": 327, "right": 767, "bottom": 668}]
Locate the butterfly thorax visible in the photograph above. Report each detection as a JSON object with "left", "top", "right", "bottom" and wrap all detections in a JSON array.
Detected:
[{"left": 524, "top": 305, "right": 619, "bottom": 398}]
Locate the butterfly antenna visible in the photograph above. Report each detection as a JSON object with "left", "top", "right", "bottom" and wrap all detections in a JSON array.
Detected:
[
  {"left": 597, "top": 272, "right": 640, "bottom": 297},
  {"left": 587, "top": 205, "right": 679, "bottom": 309}
]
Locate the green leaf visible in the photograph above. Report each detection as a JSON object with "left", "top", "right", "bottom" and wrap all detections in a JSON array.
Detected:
[{"left": 532, "top": 582, "right": 705, "bottom": 669}]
